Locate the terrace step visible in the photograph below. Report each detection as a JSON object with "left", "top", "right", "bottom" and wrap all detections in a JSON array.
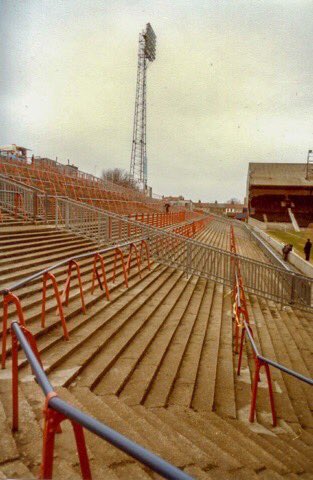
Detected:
[
  {"left": 61, "top": 386, "right": 168, "bottom": 477},
  {"left": 247, "top": 293, "right": 300, "bottom": 426},
  {"left": 252, "top": 294, "right": 313, "bottom": 429},
  {"left": 0, "top": 378, "right": 81, "bottom": 479},
  {"left": 132, "top": 405, "right": 241, "bottom": 471},
  {"left": 103, "top": 274, "right": 200, "bottom": 404},
  {"left": 48, "top": 267, "right": 186, "bottom": 390},
  {"left": 190, "top": 283, "right": 224, "bottom": 411}
]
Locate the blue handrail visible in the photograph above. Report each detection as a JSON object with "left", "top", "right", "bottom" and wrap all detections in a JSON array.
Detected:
[{"left": 11, "top": 321, "right": 194, "bottom": 480}]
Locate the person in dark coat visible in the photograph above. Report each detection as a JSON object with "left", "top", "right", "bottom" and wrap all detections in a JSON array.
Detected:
[
  {"left": 304, "top": 239, "right": 312, "bottom": 261},
  {"left": 164, "top": 203, "right": 170, "bottom": 213},
  {"left": 282, "top": 243, "right": 293, "bottom": 261}
]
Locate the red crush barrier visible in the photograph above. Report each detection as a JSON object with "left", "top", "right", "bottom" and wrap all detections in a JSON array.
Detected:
[
  {"left": 250, "top": 358, "right": 277, "bottom": 427},
  {"left": 126, "top": 243, "right": 142, "bottom": 279},
  {"left": 14, "top": 192, "right": 27, "bottom": 220},
  {"left": 112, "top": 248, "right": 129, "bottom": 288},
  {"left": 41, "top": 272, "right": 69, "bottom": 340},
  {"left": 62, "top": 260, "right": 86, "bottom": 314},
  {"left": 231, "top": 225, "right": 277, "bottom": 427},
  {"left": 40, "top": 392, "right": 91, "bottom": 480},
  {"left": 91, "top": 253, "right": 110, "bottom": 300},
  {"left": 140, "top": 240, "right": 151, "bottom": 271},
  {"left": 2, "top": 292, "right": 26, "bottom": 369}
]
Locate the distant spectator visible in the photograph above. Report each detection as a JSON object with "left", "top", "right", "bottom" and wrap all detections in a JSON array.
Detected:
[
  {"left": 164, "top": 203, "right": 170, "bottom": 213},
  {"left": 282, "top": 243, "right": 293, "bottom": 261},
  {"left": 304, "top": 239, "right": 312, "bottom": 262}
]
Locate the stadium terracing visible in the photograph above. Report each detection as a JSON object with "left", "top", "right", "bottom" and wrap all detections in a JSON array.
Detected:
[{"left": 0, "top": 154, "right": 312, "bottom": 480}]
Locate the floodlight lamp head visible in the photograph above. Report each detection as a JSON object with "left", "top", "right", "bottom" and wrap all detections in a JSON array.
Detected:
[{"left": 143, "top": 23, "right": 156, "bottom": 62}]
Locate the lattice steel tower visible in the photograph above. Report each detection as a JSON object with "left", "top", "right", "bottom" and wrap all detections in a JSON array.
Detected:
[
  {"left": 130, "top": 23, "right": 156, "bottom": 190},
  {"left": 306, "top": 149, "right": 313, "bottom": 180}
]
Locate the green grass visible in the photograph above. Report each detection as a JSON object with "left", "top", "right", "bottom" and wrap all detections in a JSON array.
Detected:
[{"left": 267, "top": 229, "right": 313, "bottom": 264}]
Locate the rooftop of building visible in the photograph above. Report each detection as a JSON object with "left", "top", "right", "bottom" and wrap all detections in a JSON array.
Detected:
[{"left": 248, "top": 162, "right": 313, "bottom": 187}]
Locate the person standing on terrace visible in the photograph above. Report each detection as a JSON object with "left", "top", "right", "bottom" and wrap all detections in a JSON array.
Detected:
[{"left": 304, "top": 239, "right": 312, "bottom": 262}]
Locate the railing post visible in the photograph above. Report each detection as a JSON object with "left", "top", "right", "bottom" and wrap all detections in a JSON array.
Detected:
[
  {"left": 98, "top": 213, "right": 101, "bottom": 244},
  {"left": 290, "top": 273, "right": 295, "bottom": 305},
  {"left": 55, "top": 197, "right": 58, "bottom": 228},
  {"left": 186, "top": 242, "right": 191, "bottom": 278},
  {"left": 44, "top": 194, "right": 49, "bottom": 223},
  {"left": 33, "top": 192, "right": 38, "bottom": 223},
  {"left": 65, "top": 201, "right": 69, "bottom": 228}
]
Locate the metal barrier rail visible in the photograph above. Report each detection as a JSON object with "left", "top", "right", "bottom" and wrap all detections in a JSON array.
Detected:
[
  {"left": 0, "top": 174, "right": 312, "bottom": 310},
  {"left": 0, "top": 174, "right": 50, "bottom": 222},
  {"left": 55, "top": 196, "right": 313, "bottom": 311},
  {"left": 0, "top": 232, "right": 193, "bottom": 478},
  {"left": 1, "top": 238, "right": 151, "bottom": 368},
  {"left": 129, "top": 211, "right": 187, "bottom": 228},
  {"left": 10, "top": 321, "right": 193, "bottom": 479},
  {"left": 231, "top": 225, "right": 313, "bottom": 427}
]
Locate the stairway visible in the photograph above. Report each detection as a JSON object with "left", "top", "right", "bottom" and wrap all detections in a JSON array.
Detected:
[{"left": 0, "top": 222, "right": 312, "bottom": 478}]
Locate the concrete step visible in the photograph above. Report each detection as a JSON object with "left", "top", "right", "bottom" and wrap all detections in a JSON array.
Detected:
[
  {"left": 133, "top": 405, "right": 241, "bottom": 471},
  {"left": 213, "top": 284, "right": 236, "bottom": 419},
  {"left": 247, "top": 294, "right": 300, "bottom": 426},
  {"left": 257, "top": 296, "right": 313, "bottom": 429},
  {"left": 15, "top": 261, "right": 160, "bottom": 374},
  {"left": 143, "top": 276, "right": 209, "bottom": 408},
  {"left": 191, "top": 283, "right": 224, "bottom": 411},
  {"left": 95, "top": 393, "right": 194, "bottom": 468},
  {"left": 109, "top": 275, "right": 198, "bottom": 405}
]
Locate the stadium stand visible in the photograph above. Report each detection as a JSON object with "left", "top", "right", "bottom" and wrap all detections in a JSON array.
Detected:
[
  {"left": 247, "top": 163, "right": 313, "bottom": 228},
  {"left": 0, "top": 156, "right": 192, "bottom": 218},
  {"left": 0, "top": 165, "right": 312, "bottom": 479}
]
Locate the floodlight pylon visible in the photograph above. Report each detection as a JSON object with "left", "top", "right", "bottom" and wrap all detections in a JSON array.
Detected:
[
  {"left": 306, "top": 149, "right": 313, "bottom": 180},
  {"left": 130, "top": 23, "right": 156, "bottom": 191}
]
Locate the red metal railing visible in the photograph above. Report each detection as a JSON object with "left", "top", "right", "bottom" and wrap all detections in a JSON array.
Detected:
[
  {"left": 1, "top": 239, "right": 151, "bottom": 369},
  {"left": 128, "top": 211, "right": 190, "bottom": 228},
  {"left": 230, "top": 225, "right": 313, "bottom": 427},
  {"left": 1, "top": 232, "right": 196, "bottom": 479}
]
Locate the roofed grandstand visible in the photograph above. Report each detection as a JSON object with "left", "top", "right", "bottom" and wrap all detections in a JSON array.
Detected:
[{"left": 247, "top": 162, "right": 313, "bottom": 228}]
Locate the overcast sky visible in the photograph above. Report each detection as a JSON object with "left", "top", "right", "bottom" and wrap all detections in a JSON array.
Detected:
[{"left": 1, "top": 0, "right": 313, "bottom": 201}]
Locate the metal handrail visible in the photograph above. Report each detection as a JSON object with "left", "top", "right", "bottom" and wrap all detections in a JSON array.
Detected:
[
  {"left": 0, "top": 172, "right": 44, "bottom": 193},
  {"left": 11, "top": 321, "right": 193, "bottom": 480},
  {"left": 55, "top": 196, "right": 313, "bottom": 310},
  {"left": 234, "top": 255, "right": 313, "bottom": 386},
  {"left": 57, "top": 196, "right": 309, "bottom": 273},
  {"left": 241, "top": 317, "right": 313, "bottom": 386},
  {"left": 0, "top": 238, "right": 146, "bottom": 296}
]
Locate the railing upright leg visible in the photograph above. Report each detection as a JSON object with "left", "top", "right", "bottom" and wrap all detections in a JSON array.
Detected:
[
  {"left": 65, "top": 201, "right": 69, "bottom": 228},
  {"left": 186, "top": 243, "right": 191, "bottom": 278},
  {"left": 42, "top": 272, "right": 69, "bottom": 340},
  {"left": 40, "top": 408, "right": 62, "bottom": 479},
  {"left": 71, "top": 422, "right": 92, "bottom": 480},
  {"left": 237, "top": 326, "right": 245, "bottom": 375},
  {"left": 44, "top": 194, "right": 49, "bottom": 224},
  {"left": 63, "top": 260, "right": 86, "bottom": 314},
  {"left": 12, "top": 331, "right": 19, "bottom": 431},
  {"left": 249, "top": 358, "right": 261, "bottom": 424},
  {"left": 40, "top": 406, "right": 92, "bottom": 480},
  {"left": 264, "top": 363, "right": 277, "bottom": 427},
  {"left": 33, "top": 192, "right": 37, "bottom": 223},
  {"left": 2, "top": 292, "right": 26, "bottom": 369},
  {"left": 55, "top": 197, "right": 58, "bottom": 228}
]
